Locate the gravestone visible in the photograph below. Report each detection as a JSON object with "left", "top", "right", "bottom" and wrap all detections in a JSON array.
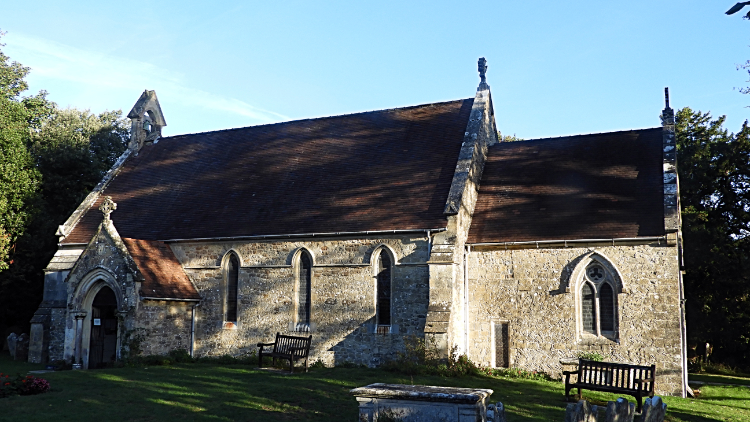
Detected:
[
  {"left": 350, "top": 383, "right": 493, "bottom": 422},
  {"left": 486, "top": 402, "right": 507, "bottom": 422},
  {"left": 605, "top": 398, "right": 634, "bottom": 422},
  {"left": 565, "top": 399, "right": 598, "bottom": 422},
  {"left": 641, "top": 396, "right": 667, "bottom": 422},
  {"left": 7, "top": 333, "right": 17, "bottom": 357},
  {"left": 14, "top": 333, "right": 29, "bottom": 361}
]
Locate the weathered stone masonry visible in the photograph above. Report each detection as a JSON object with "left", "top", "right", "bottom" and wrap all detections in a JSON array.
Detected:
[
  {"left": 169, "top": 234, "right": 432, "bottom": 366},
  {"left": 466, "top": 242, "right": 683, "bottom": 396}
]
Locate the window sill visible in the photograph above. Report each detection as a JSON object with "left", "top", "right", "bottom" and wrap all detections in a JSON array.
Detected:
[
  {"left": 375, "top": 325, "right": 391, "bottom": 335},
  {"left": 578, "top": 334, "right": 618, "bottom": 345}
]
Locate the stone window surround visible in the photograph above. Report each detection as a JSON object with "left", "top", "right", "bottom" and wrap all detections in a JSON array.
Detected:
[
  {"left": 572, "top": 253, "right": 622, "bottom": 342},
  {"left": 220, "top": 250, "right": 241, "bottom": 330},
  {"left": 372, "top": 245, "right": 396, "bottom": 334},
  {"left": 293, "top": 248, "right": 314, "bottom": 333}
]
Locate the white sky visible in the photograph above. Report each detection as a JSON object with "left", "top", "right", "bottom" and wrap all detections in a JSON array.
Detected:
[{"left": 1, "top": 1, "right": 748, "bottom": 139}]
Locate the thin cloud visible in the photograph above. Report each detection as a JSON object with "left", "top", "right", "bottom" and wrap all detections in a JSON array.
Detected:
[{"left": 4, "top": 33, "right": 288, "bottom": 124}]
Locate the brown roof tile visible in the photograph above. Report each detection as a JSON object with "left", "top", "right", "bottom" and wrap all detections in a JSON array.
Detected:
[
  {"left": 122, "top": 238, "right": 200, "bottom": 300},
  {"left": 64, "top": 99, "right": 474, "bottom": 243},
  {"left": 467, "top": 128, "right": 665, "bottom": 243}
]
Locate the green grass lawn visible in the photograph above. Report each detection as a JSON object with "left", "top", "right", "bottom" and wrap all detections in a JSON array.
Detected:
[{"left": 1, "top": 354, "right": 748, "bottom": 422}]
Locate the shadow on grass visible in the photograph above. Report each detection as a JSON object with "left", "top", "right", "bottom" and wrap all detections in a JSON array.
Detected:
[
  {"left": 2, "top": 355, "right": 749, "bottom": 422},
  {"left": 0, "top": 362, "right": 571, "bottom": 422}
]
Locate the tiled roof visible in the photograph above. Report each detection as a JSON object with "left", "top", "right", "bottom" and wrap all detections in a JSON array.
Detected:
[
  {"left": 467, "top": 128, "right": 665, "bottom": 244},
  {"left": 63, "top": 99, "right": 474, "bottom": 243},
  {"left": 122, "top": 238, "right": 200, "bottom": 300}
]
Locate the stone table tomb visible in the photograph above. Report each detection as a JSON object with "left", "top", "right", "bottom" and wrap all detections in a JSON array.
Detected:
[{"left": 350, "top": 383, "right": 494, "bottom": 422}]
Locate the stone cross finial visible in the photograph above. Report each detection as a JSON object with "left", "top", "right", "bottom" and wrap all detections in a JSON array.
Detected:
[
  {"left": 99, "top": 196, "right": 117, "bottom": 221},
  {"left": 478, "top": 57, "right": 488, "bottom": 85}
]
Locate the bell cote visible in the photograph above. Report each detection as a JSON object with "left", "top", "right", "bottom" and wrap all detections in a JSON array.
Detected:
[{"left": 127, "top": 90, "right": 167, "bottom": 150}]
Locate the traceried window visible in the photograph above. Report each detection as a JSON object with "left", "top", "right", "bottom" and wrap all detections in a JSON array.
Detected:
[
  {"left": 375, "top": 251, "right": 392, "bottom": 334},
  {"left": 579, "top": 263, "right": 618, "bottom": 339},
  {"left": 224, "top": 253, "right": 239, "bottom": 324},
  {"left": 296, "top": 251, "right": 312, "bottom": 332}
]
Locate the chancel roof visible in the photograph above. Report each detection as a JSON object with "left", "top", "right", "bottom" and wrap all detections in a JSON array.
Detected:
[
  {"left": 467, "top": 128, "right": 665, "bottom": 244},
  {"left": 63, "top": 99, "right": 474, "bottom": 243}
]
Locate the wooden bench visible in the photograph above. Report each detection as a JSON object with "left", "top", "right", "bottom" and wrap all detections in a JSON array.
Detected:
[
  {"left": 257, "top": 332, "right": 312, "bottom": 373},
  {"left": 564, "top": 358, "right": 656, "bottom": 412}
]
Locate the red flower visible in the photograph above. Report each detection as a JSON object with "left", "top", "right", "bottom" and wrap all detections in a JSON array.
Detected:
[{"left": 4, "top": 383, "right": 9, "bottom": 386}]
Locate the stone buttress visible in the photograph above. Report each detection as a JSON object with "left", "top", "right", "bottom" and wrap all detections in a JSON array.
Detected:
[{"left": 425, "top": 58, "right": 498, "bottom": 356}]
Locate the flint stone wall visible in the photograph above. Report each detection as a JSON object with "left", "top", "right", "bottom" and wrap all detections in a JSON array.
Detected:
[
  {"left": 169, "top": 235, "right": 430, "bottom": 366},
  {"left": 136, "top": 301, "right": 193, "bottom": 356},
  {"left": 467, "top": 243, "right": 684, "bottom": 396}
]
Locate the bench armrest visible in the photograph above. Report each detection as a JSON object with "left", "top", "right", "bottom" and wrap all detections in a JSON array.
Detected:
[
  {"left": 257, "top": 342, "right": 275, "bottom": 347},
  {"left": 562, "top": 370, "right": 576, "bottom": 376}
]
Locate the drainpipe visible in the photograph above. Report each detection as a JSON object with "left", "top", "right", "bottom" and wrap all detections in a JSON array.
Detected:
[
  {"left": 464, "top": 245, "right": 470, "bottom": 355},
  {"left": 678, "top": 239, "right": 689, "bottom": 398}
]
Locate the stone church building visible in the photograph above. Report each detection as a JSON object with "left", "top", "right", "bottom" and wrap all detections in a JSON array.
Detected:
[{"left": 28, "top": 59, "right": 688, "bottom": 397}]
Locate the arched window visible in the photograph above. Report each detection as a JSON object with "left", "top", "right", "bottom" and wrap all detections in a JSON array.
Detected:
[
  {"left": 224, "top": 253, "right": 239, "bottom": 323},
  {"left": 578, "top": 262, "right": 619, "bottom": 339},
  {"left": 296, "top": 251, "right": 312, "bottom": 332},
  {"left": 581, "top": 282, "right": 596, "bottom": 334},
  {"left": 376, "top": 251, "right": 392, "bottom": 333},
  {"left": 599, "top": 283, "right": 615, "bottom": 332}
]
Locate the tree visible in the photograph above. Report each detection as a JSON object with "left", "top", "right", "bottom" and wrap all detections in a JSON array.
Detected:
[
  {"left": 0, "top": 107, "right": 129, "bottom": 335},
  {"left": 497, "top": 132, "right": 524, "bottom": 142},
  {"left": 0, "top": 31, "right": 50, "bottom": 271},
  {"left": 29, "top": 107, "right": 130, "bottom": 221},
  {"left": 676, "top": 107, "right": 750, "bottom": 367},
  {"left": 0, "top": 31, "right": 130, "bottom": 335}
]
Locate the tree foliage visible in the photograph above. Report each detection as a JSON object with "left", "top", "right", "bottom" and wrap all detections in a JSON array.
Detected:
[
  {"left": 0, "top": 33, "right": 129, "bottom": 333},
  {"left": 0, "top": 107, "right": 130, "bottom": 333},
  {"left": 0, "top": 32, "right": 51, "bottom": 271},
  {"left": 677, "top": 107, "right": 750, "bottom": 367}
]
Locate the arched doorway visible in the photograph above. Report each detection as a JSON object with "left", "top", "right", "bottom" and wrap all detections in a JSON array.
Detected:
[{"left": 88, "top": 286, "right": 118, "bottom": 369}]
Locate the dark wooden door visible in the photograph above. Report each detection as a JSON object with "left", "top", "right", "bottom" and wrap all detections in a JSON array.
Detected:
[
  {"left": 494, "top": 322, "right": 510, "bottom": 368},
  {"left": 89, "top": 287, "right": 118, "bottom": 369}
]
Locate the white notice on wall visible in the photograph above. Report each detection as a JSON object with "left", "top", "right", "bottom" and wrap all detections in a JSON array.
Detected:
[{"left": 93, "top": 318, "right": 101, "bottom": 326}]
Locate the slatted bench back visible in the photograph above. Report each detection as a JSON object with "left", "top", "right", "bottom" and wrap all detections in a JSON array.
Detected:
[
  {"left": 272, "top": 333, "right": 312, "bottom": 357},
  {"left": 578, "top": 359, "right": 655, "bottom": 393}
]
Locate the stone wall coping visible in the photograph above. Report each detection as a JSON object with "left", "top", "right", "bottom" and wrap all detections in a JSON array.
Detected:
[{"left": 350, "top": 383, "right": 493, "bottom": 404}]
